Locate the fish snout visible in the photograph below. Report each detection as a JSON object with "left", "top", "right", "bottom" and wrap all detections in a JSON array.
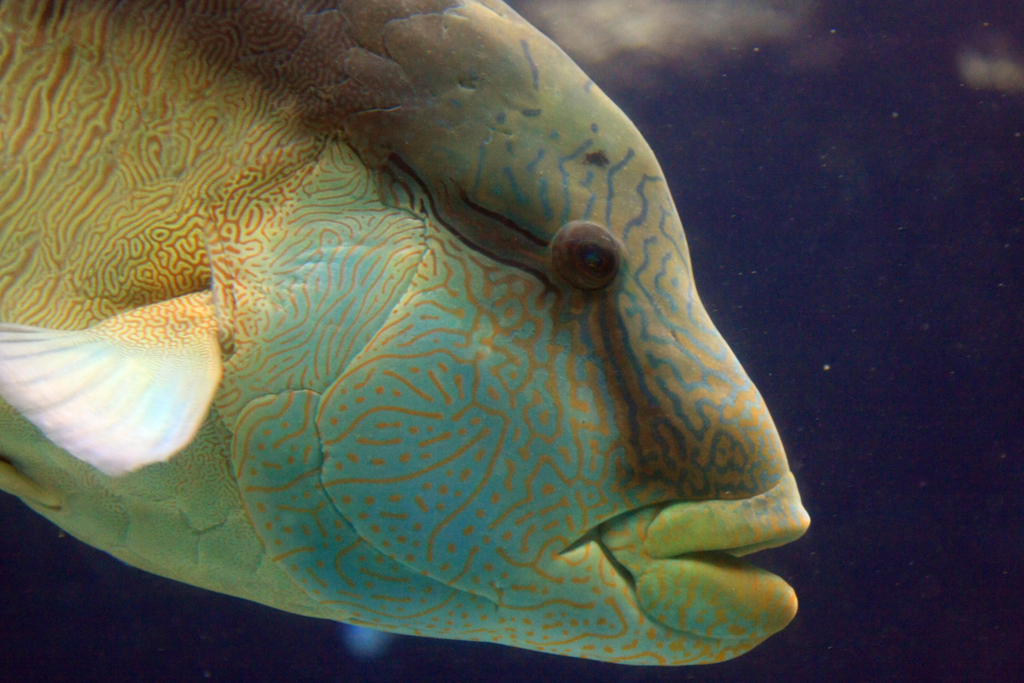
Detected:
[{"left": 601, "top": 472, "right": 810, "bottom": 646}]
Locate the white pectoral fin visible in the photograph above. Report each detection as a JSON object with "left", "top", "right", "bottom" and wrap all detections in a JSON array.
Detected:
[{"left": 0, "top": 292, "right": 222, "bottom": 476}]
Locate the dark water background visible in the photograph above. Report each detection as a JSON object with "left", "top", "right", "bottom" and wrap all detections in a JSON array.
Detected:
[{"left": 2, "top": 0, "right": 1022, "bottom": 681}]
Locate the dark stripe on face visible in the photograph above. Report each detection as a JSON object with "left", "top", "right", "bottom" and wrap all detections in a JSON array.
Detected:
[
  {"left": 456, "top": 189, "right": 550, "bottom": 247},
  {"left": 385, "top": 154, "right": 557, "bottom": 292}
]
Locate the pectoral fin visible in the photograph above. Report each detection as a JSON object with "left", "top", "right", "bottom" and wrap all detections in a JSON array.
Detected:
[{"left": 0, "top": 292, "right": 221, "bottom": 476}]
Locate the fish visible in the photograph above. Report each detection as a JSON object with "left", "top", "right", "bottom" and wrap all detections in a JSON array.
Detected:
[{"left": 0, "top": 0, "right": 809, "bottom": 665}]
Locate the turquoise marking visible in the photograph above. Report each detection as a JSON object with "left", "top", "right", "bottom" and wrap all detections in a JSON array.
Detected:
[
  {"left": 648, "top": 345, "right": 742, "bottom": 417},
  {"left": 657, "top": 208, "right": 692, "bottom": 277},
  {"left": 314, "top": 251, "right": 626, "bottom": 594},
  {"left": 538, "top": 177, "right": 553, "bottom": 220},
  {"left": 557, "top": 140, "right": 594, "bottom": 224},
  {"left": 615, "top": 277, "right": 739, "bottom": 455},
  {"left": 525, "top": 149, "right": 545, "bottom": 174},
  {"left": 520, "top": 39, "right": 539, "bottom": 90},
  {"left": 652, "top": 252, "right": 680, "bottom": 315},
  {"left": 604, "top": 148, "right": 635, "bottom": 227},
  {"left": 622, "top": 175, "right": 662, "bottom": 241},
  {"left": 632, "top": 236, "right": 728, "bottom": 359},
  {"left": 473, "top": 143, "right": 487, "bottom": 195},
  {"left": 501, "top": 167, "right": 529, "bottom": 205}
]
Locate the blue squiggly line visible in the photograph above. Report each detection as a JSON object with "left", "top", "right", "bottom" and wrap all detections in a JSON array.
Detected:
[
  {"left": 538, "top": 177, "right": 553, "bottom": 220},
  {"left": 605, "top": 148, "right": 635, "bottom": 227},
  {"left": 657, "top": 208, "right": 691, "bottom": 278},
  {"left": 526, "top": 148, "right": 545, "bottom": 174},
  {"left": 614, "top": 286, "right": 671, "bottom": 419},
  {"left": 649, "top": 370, "right": 712, "bottom": 441},
  {"left": 557, "top": 140, "right": 594, "bottom": 224},
  {"left": 653, "top": 252, "right": 678, "bottom": 315},
  {"left": 632, "top": 235, "right": 655, "bottom": 284},
  {"left": 633, "top": 237, "right": 728, "bottom": 361},
  {"left": 502, "top": 167, "right": 529, "bottom": 206},
  {"left": 520, "top": 40, "right": 540, "bottom": 90},
  {"left": 582, "top": 194, "right": 596, "bottom": 221},
  {"left": 653, "top": 207, "right": 718, "bottom": 339},
  {"left": 622, "top": 175, "right": 661, "bottom": 241},
  {"left": 473, "top": 143, "right": 488, "bottom": 195}
]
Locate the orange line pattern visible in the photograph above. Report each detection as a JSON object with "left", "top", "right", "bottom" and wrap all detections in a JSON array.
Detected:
[{"left": 0, "top": 2, "right": 216, "bottom": 329}]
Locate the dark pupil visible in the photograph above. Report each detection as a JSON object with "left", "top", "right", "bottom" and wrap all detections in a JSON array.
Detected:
[{"left": 576, "top": 242, "right": 612, "bottom": 274}]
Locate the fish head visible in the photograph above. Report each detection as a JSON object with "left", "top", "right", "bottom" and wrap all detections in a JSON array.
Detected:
[
  {"left": 0, "top": 0, "right": 810, "bottom": 664},
  {"left": 306, "top": 1, "right": 811, "bottom": 661}
]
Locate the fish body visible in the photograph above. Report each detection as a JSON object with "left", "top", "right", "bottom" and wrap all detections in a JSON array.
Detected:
[{"left": 0, "top": 0, "right": 808, "bottom": 664}]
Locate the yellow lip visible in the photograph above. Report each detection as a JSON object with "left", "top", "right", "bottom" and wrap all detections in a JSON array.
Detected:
[
  {"left": 601, "top": 472, "right": 810, "bottom": 644},
  {"left": 635, "top": 551, "right": 799, "bottom": 642}
]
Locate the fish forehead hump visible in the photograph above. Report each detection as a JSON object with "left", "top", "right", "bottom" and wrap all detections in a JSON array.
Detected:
[
  {"left": 285, "top": 1, "right": 794, "bottom": 500},
  {"left": 171, "top": 0, "right": 792, "bottom": 503}
]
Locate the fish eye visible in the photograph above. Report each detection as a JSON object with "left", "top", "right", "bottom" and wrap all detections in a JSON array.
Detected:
[{"left": 550, "top": 221, "right": 621, "bottom": 290}]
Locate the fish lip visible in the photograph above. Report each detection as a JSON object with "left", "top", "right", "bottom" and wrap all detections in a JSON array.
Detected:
[
  {"left": 640, "top": 471, "right": 811, "bottom": 560},
  {"left": 630, "top": 547, "right": 801, "bottom": 645},
  {"left": 586, "top": 473, "right": 809, "bottom": 646}
]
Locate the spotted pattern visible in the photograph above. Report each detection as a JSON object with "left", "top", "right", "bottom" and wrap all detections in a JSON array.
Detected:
[{"left": 0, "top": 0, "right": 809, "bottom": 666}]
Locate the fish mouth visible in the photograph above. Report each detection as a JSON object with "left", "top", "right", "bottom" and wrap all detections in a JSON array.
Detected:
[
  {"left": 599, "top": 472, "right": 810, "bottom": 645},
  {"left": 631, "top": 549, "right": 800, "bottom": 645}
]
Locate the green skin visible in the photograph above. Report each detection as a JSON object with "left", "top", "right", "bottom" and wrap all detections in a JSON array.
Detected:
[{"left": 0, "top": 0, "right": 809, "bottom": 665}]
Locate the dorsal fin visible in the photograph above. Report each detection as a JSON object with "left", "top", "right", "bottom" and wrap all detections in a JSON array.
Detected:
[{"left": 0, "top": 292, "right": 221, "bottom": 476}]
